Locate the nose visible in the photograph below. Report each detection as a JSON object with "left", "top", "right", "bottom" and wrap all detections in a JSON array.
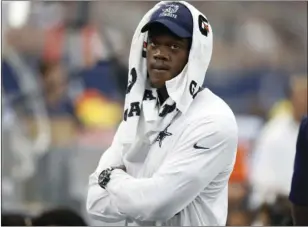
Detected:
[{"left": 153, "top": 48, "right": 169, "bottom": 61}]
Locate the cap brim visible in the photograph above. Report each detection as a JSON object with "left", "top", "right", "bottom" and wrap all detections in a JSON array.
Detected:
[{"left": 141, "top": 19, "right": 192, "bottom": 38}]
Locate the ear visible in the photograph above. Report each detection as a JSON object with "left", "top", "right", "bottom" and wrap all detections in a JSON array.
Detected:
[{"left": 142, "top": 41, "right": 148, "bottom": 58}]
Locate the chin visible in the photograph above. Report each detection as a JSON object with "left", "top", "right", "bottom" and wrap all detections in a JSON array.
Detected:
[
  {"left": 150, "top": 81, "right": 164, "bottom": 88},
  {"left": 149, "top": 77, "right": 164, "bottom": 89},
  {"left": 149, "top": 73, "right": 170, "bottom": 89}
]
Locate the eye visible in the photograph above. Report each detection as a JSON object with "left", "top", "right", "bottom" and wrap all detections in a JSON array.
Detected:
[
  {"left": 170, "top": 44, "right": 180, "bottom": 50},
  {"left": 149, "top": 41, "right": 157, "bottom": 47}
]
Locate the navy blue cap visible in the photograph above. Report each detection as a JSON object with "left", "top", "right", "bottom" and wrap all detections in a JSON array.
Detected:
[{"left": 141, "top": 3, "right": 193, "bottom": 38}]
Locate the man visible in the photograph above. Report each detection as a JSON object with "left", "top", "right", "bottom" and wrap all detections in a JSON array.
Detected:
[
  {"left": 250, "top": 75, "right": 307, "bottom": 208},
  {"left": 87, "top": 2, "right": 238, "bottom": 226},
  {"left": 289, "top": 116, "right": 308, "bottom": 225}
]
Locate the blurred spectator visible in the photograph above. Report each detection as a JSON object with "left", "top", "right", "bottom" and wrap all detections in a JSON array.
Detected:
[
  {"left": 228, "top": 116, "right": 264, "bottom": 214},
  {"left": 251, "top": 197, "right": 293, "bottom": 226},
  {"left": 268, "top": 196, "right": 293, "bottom": 225},
  {"left": 227, "top": 206, "right": 253, "bottom": 226},
  {"left": 2, "top": 213, "right": 32, "bottom": 226},
  {"left": 2, "top": 60, "right": 20, "bottom": 98},
  {"left": 228, "top": 142, "right": 250, "bottom": 208},
  {"left": 78, "top": 60, "right": 122, "bottom": 102},
  {"left": 38, "top": 60, "right": 76, "bottom": 117},
  {"left": 74, "top": 88, "right": 122, "bottom": 129},
  {"left": 251, "top": 204, "right": 271, "bottom": 226},
  {"left": 250, "top": 74, "right": 307, "bottom": 208},
  {"left": 2, "top": 208, "right": 87, "bottom": 226},
  {"left": 32, "top": 208, "right": 87, "bottom": 226}
]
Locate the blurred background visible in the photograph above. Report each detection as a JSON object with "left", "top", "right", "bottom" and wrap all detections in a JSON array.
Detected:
[{"left": 1, "top": 1, "right": 307, "bottom": 226}]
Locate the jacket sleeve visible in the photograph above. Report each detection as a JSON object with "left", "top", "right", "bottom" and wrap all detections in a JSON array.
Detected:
[
  {"left": 290, "top": 116, "right": 308, "bottom": 206},
  {"left": 106, "top": 116, "right": 238, "bottom": 222},
  {"left": 86, "top": 122, "right": 126, "bottom": 223}
]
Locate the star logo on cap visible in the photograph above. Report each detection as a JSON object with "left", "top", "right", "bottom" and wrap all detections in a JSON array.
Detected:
[
  {"left": 162, "top": 4, "right": 179, "bottom": 14},
  {"left": 159, "top": 4, "right": 180, "bottom": 19}
]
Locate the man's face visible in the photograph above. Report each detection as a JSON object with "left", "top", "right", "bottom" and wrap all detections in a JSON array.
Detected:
[{"left": 146, "top": 24, "right": 191, "bottom": 88}]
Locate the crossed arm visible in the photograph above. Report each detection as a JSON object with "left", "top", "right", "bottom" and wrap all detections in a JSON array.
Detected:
[{"left": 87, "top": 117, "right": 238, "bottom": 223}]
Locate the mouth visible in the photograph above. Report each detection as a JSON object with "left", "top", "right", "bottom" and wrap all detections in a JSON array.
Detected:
[
  {"left": 153, "top": 69, "right": 168, "bottom": 73},
  {"left": 151, "top": 64, "right": 170, "bottom": 73}
]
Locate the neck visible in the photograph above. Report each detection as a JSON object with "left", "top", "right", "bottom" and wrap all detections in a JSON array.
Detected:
[{"left": 157, "top": 86, "right": 169, "bottom": 104}]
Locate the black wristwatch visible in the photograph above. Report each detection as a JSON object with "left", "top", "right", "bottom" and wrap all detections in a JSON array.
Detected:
[{"left": 98, "top": 167, "right": 114, "bottom": 189}]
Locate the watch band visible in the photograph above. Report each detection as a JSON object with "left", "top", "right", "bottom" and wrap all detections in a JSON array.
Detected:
[{"left": 98, "top": 167, "right": 114, "bottom": 189}]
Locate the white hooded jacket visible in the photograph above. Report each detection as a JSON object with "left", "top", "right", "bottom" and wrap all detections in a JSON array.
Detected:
[{"left": 87, "top": 1, "right": 238, "bottom": 226}]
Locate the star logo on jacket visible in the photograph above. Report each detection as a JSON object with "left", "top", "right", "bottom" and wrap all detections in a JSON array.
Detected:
[{"left": 155, "top": 123, "right": 172, "bottom": 147}]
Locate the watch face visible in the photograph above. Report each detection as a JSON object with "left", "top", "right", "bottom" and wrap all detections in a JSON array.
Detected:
[
  {"left": 98, "top": 168, "right": 112, "bottom": 189},
  {"left": 98, "top": 170, "right": 105, "bottom": 184}
]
